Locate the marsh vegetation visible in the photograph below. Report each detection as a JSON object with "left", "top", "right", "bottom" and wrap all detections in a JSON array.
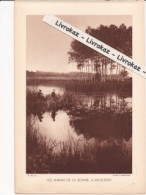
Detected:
[{"left": 26, "top": 81, "right": 132, "bottom": 174}]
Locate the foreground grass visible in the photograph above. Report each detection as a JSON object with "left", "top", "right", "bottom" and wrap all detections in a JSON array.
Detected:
[{"left": 26, "top": 117, "right": 132, "bottom": 174}]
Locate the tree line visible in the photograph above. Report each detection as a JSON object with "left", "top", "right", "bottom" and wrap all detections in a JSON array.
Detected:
[{"left": 68, "top": 24, "right": 132, "bottom": 82}]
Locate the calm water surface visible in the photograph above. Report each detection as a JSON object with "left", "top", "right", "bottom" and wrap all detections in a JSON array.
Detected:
[{"left": 28, "top": 84, "right": 132, "bottom": 159}]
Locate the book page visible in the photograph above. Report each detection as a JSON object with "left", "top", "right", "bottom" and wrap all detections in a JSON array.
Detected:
[{"left": 15, "top": 0, "right": 145, "bottom": 193}]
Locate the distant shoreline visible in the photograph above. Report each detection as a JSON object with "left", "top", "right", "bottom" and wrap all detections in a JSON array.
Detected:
[{"left": 26, "top": 76, "right": 132, "bottom": 81}]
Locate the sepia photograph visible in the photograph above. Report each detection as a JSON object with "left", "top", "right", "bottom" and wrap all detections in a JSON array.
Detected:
[{"left": 26, "top": 15, "right": 132, "bottom": 174}]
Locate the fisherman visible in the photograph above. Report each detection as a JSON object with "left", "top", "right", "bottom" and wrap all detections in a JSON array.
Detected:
[
  {"left": 51, "top": 89, "right": 57, "bottom": 99},
  {"left": 38, "top": 89, "right": 43, "bottom": 100}
]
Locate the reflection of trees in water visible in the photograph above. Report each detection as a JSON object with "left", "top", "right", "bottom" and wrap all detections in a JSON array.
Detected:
[
  {"left": 76, "top": 93, "right": 131, "bottom": 113},
  {"left": 27, "top": 87, "right": 131, "bottom": 115},
  {"left": 27, "top": 102, "right": 44, "bottom": 122},
  {"left": 70, "top": 109, "right": 132, "bottom": 142}
]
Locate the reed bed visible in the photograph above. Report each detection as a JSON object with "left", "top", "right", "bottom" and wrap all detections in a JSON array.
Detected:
[
  {"left": 26, "top": 119, "right": 132, "bottom": 174},
  {"left": 27, "top": 79, "right": 132, "bottom": 95}
]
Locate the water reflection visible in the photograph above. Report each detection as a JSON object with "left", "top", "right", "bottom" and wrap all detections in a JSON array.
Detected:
[
  {"left": 27, "top": 84, "right": 132, "bottom": 173},
  {"left": 29, "top": 106, "right": 131, "bottom": 153},
  {"left": 32, "top": 111, "right": 83, "bottom": 143},
  {"left": 51, "top": 110, "right": 57, "bottom": 121},
  {"left": 28, "top": 85, "right": 132, "bottom": 111},
  {"left": 74, "top": 94, "right": 132, "bottom": 112}
]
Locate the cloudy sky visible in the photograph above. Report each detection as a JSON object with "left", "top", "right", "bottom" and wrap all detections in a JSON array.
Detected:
[{"left": 26, "top": 15, "right": 132, "bottom": 73}]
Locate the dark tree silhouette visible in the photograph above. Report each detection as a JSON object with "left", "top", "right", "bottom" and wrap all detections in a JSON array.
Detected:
[{"left": 68, "top": 24, "right": 132, "bottom": 82}]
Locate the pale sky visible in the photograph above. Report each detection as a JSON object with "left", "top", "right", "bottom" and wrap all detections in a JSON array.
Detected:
[{"left": 26, "top": 15, "right": 132, "bottom": 73}]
